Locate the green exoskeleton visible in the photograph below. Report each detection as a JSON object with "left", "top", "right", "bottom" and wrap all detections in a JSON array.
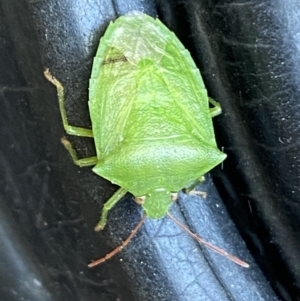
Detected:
[{"left": 44, "top": 13, "right": 249, "bottom": 268}]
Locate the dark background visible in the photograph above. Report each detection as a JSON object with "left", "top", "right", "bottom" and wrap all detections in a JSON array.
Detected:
[{"left": 0, "top": 0, "right": 299, "bottom": 300}]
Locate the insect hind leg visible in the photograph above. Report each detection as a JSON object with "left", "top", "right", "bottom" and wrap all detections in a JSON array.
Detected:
[
  {"left": 208, "top": 98, "right": 222, "bottom": 117},
  {"left": 44, "top": 69, "right": 93, "bottom": 137}
]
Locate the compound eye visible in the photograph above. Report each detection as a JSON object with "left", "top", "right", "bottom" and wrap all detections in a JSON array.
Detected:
[{"left": 171, "top": 192, "right": 178, "bottom": 202}]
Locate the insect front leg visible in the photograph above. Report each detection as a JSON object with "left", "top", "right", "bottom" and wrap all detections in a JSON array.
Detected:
[
  {"left": 208, "top": 97, "right": 222, "bottom": 118},
  {"left": 183, "top": 177, "right": 207, "bottom": 198},
  {"left": 44, "top": 69, "right": 93, "bottom": 137},
  {"left": 94, "top": 187, "right": 128, "bottom": 231}
]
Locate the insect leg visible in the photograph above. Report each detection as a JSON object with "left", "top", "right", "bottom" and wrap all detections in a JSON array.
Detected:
[
  {"left": 88, "top": 214, "right": 146, "bottom": 267},
  {"left": 94, "top": 187, "right": 128, "bottom": 231},
  {"left": 61, "top": 137, "right": 97, "bottom": 167},
  {"left": 183, "top": 177, "right": 206, "bottom": 197},
  {"left": 208, "top": 97, "right": 222, "bottom": 117},
  {"left": 44, "top": 69, "right": 93, "bottom": 137}
]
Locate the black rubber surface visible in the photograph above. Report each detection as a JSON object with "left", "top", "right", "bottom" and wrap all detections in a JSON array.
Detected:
[{"left": 1, "top": 0, "right": 299, "bottom": 300}]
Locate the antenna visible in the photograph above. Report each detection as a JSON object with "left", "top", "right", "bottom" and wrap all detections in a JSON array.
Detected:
[
  {"left": 88, "top": 212, "right": 249, "bottom": 268},
  {"left": 88, "top": 214, "right": 146, "bottom": 267},
  {"left": 167, "top": 213, "right": 249, "bottom": 268}
]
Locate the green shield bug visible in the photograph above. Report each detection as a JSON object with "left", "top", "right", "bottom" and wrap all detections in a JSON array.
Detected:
[{"left": 44, "top": 13, "right": 249, "bottom": 268}]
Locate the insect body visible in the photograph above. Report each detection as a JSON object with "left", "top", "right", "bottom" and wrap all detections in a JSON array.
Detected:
[
  {"left": 45, "top": 13, "right": 249, "bottom": 268},
  {"left": 90, "top": 13, "right": 226, "bottom": 219}
]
